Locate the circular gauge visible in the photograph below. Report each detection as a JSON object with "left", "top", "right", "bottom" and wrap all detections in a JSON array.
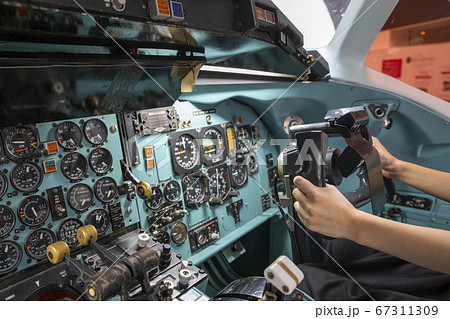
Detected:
[
  {"left": 236, "top": 126, "right": 252, "bottom": 153},
  {"left": 171, "top": 222, "right": 187, "bottom": 245},
  {"left": 17, "top": 196, "right": 50, "bottom": 227},
  {"left": 85, "top": 209, "right": 110, "bottom": 236},
  {"left": 0, "top": 240, "right": 22, "bottom": 275},
  {"left": 246, "top": 153, "right": 259, "bottom": 175},
  {"left": 89, "top": 148, "right": 113, "bottom": 175},
  {"left": 195, "top": 230, "right": 207, "bottom": 246},
  {"left": 230, "top": 161, "right": 248, "bottom": 188},
  {"left": 0, "top": 206, "right": 15, "bottom": 238},
  {"left": 202, "top": 127, "right": 226, "bottom": 163},
  {"left": 84, "top": 119, "right": 108, "bottom": 145},
  {"left": 207, "top": 166, "right": 230, "bottom": 201},
  {"left": 146, "top": 186, "right": 163, "bottom": 210},
  {"left": 24, "top": 228, "right": 55, "bottom": 260},
  {"left": 57, "top": 218, "right": 84, "bottom": 247},
  {"left": 94, "top": 177, "right": 117, "bottom": 203},
  {"left": 0, "top": 172, "right": 8, "bottom": 199},
  {"left": 10, "top": 162, "right": 43, "bottom": 193},
  {"left": 3, "top": 126, "right": 39, "bottom": 160},
  {"left": 183, "top": 176, "right": 205, "bottom": 205},
  {"left": 173, "top": 134, "right": 199, "bottom": 170},
  {"left": 163, "top": 180, "right": 181, "bottom": 203},
  {"left": 55, "top": 121, "right": 82, "bottom": 150},
  {"left": 61, "top": 152, "right": 88, "bottom": 181},
  {"left": 67, "top": 184, "right": 93, "bottom": 211}
]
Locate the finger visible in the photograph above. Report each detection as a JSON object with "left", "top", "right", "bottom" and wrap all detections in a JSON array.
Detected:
[
  {"left": 294, "top": 202, "right": 309, "bottom": 227},
  {"left": 293, "top": 175, "right": 316, "bottom": 197},
  {"left": 292, "top": 188, "right": 307, "bottom": 203}
]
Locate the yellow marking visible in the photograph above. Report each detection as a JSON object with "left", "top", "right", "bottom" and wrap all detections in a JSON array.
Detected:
[{"left": 274, "top": 260, "right": 300, "bottom": 285}]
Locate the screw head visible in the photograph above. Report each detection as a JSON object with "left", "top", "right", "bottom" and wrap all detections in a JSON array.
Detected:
[
  {"left": 267, "top": 272, "right": 274, "bottom": 279},
  {"left": 282, "top": 286, "right": 289, "bottom": 293}
]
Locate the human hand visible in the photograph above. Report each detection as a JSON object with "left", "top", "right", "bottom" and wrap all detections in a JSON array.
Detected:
[
  {"left": 292, "top": 176, "right": 360, "bottom": 240},
  {"left": 372, "top": 137, "right": 401, "bottom": 179}
]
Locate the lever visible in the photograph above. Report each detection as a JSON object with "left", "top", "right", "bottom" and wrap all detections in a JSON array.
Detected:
[{"left": 120, "top": 159, "right": 152, "bottom": 200}]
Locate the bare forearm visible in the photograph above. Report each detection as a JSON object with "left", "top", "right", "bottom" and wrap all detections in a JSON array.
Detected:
[
  {"left": 394, "top": 161, "right": 450, "bottom": 202},
  {"left": 350, "top": 212, "right": 450, "bottom": 275}
]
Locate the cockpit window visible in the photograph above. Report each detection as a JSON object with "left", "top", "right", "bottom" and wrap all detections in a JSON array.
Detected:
[
  {"left": 366, "top": 0, "right": 450, "bottom": 102},
  {"left": 272, "top": 0, "right": 350, "bottom": 49}
]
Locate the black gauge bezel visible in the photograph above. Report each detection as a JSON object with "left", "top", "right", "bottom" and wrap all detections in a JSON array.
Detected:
[
  {"left": 60, "top": 152, "right": 88, "bottom": 181},
  {"left": 84, "top": 118, "right": 108, "bottom": 146},
  {"left": 0, "top": 171, "right": 8, "bottom": 199},
  {"left": 17, "top": 195, "right": 50, "bottom": 227},
  {"left": 0, "top": 240, "right": 23, "bottom": 275},
  {"left": 206, "top": 163, "right": 231, "bottom": 203},
  {"left": 245, "top": 152, "right": 259, "bottom": 175},
  {"left": 67, "top": 183, "right": 94, "bottom": 212},
  {"left": 55, "top": 121, "right": 83, "bottom": 151},
  {"left": 182, "top": 172, "right": 209, "bottom": 208},
  {"left": 199, "top": 124, "right": 228, "bottom": 166},
  {"left": 229, "top": 157, "right": 249, "bottom": 188},
  {"left": 169, "top": 129, "right": 201, "bottom": 175},
  {"left": 88, "top": 148, "right": 113, "bottom": 175},
  {"left": 236, "top": 125, "right": 253, "bottom": 154},
  {"left": 94, "top": 177, "right": 117, "bottom": 204},
  {"left": 24, "top": 228, "right": 56, "bottom": 260},
  {"left": 1, "top": 125, "right": 40, "bottom": 161},
  {"left": 85, "top": 209, "right": 110, "bottom": 236},
  {"left": 57, "top": 218, "right": 84, "bottom": 248},
  {"left": 171, "top": 222, "right": 188, "bottom": 245},
  {"left": 163, "top": 179, "right": 181, "bottom": 203},
  {"left": 0, "top": 205, "right": 16, "bottom": 239},
  {"left": 10, "top": 162, "right": 44, "bottom": 193},
  {"left": 146, "top": 186, "right": 163, "bottom": 210}
]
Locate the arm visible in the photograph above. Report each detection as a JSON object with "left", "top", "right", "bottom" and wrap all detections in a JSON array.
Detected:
[
  {"left": 373, "top": 137, "right": 450, "bottom": 202},
  {"left": 292, "top": 176, "right": 450, "bottom": 275}
]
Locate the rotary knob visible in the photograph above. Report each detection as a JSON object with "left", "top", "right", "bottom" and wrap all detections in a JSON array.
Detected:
[{"left": 111, "top": 0, "right": 126, "bottom": 11}]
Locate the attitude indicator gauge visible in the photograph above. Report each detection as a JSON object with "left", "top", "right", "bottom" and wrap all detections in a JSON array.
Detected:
[
  {"left": 24, "top": 228, "right": 56, "bottom": 260},
  {"left": 200, "top": 125, "right": 227, "bottom": 165},
  {"left": 0, "top": 240, "right": 22, "bottom": 275}
]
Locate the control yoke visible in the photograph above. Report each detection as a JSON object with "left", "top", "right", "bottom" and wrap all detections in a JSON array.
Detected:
[{"left": 278, "top": 106, "right": 386, "bottom": 230}]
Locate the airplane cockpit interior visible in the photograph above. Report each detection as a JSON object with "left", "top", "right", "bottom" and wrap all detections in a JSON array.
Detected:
[{"left": 0, "top": 0, "right": 449, "bottom": 303}]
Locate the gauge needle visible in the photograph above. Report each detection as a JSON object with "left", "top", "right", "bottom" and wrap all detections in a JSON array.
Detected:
[
  {"left": 31, "top": 207, "right": 38, "bottom": 217},
  {"left": 77, "top": 167, "right": 83, "bottom": 173},
  {"left": 107, "top": 190, "right": 112, "bottom": 197},
  {"left": 4, "top": 245, "right": 8, "bottom": 253},
  {"left": 40, "top": 233, "right": 43, "bottom": 240},
  {"left": 69, "top": 138, "right": 75, "bottom": 145},
  {"left": 81, "top": 199, "right": 86, "bottom": 206},
  {"left": 12, "top": 141, "right": 25, "bottom": 144}
]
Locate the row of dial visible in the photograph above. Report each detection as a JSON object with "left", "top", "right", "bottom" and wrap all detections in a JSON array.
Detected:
[
  {"left": 0, "top": 210, "right": 111, "bottom": 274},
  {"left": 147, "top": 154, "right": 258, "bottom": 210},
  {"left": 170, "top": 125, "right": 253, "bottom": 175},
  {"left": 0, "top": 149, "right": 113, "bottom": 196},
  {"left": 0, "top": 118, "right": 108, "bottom": 161},
  {"left": 0, "top": 177, "right": 117, "bottom": 237}
]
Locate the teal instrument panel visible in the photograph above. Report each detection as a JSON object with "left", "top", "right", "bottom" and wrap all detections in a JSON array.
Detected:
[
  {"left": 0, "top": 114, "right": 140, "bottom": 276},
  {"left": 0, "top": 101, "right": 281, "bottom": 276}
]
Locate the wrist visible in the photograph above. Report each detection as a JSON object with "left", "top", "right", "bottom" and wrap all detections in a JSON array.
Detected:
[
  {"left": 345, "top": 208, "right": 365, "bottom": 243},
  {"left": 392, "top": 159, "right": 408, "bottom": 181}
]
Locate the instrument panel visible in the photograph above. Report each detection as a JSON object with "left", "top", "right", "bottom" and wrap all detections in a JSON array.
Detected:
[
  {"left": 0, "top": 101, "right": 280, "bottom": 277},
  {"left": 0, "top": 114, "right": 140, "bottom": 276}
]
